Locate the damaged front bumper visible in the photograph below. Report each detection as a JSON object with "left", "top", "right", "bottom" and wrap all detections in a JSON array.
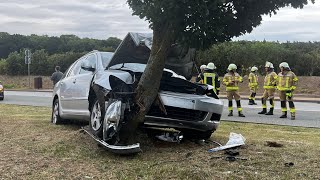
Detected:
[
  {"left": 144, "top": 91, "right": 223, "bottom": 132},
  {"left": 82, "top": 127, "right": 142, "bottom": 154}
]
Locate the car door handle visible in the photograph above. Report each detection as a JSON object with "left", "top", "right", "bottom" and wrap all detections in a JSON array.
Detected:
[{"left": 73, "top": 79, "right": 76, "bottom": 83}]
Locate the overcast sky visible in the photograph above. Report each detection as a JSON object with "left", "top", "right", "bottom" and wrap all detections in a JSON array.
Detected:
[{"left": 0, "top": 0, "right": 319, "bottom": 42}]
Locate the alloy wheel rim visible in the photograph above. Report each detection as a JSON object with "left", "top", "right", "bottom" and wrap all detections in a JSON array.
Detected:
[
  {"left": 91, "top": 102, "right": 101, "bottom": 131},
  {"left": 52, "top": 102, "right": 58, "bottom": 124}
]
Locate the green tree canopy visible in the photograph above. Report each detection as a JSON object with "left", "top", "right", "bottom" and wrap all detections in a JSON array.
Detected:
[{"left": 128, "top": 0, "right": 314, "bottom": 49}]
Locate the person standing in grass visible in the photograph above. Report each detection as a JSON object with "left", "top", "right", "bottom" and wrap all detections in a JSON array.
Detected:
[{"left": 51, "top": 66, "right": 64, "bottom": 86}]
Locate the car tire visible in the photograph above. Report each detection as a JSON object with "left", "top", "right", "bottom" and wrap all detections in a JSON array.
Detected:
[
  {"left": 182, "top": 130, "right": 213, "bottom": 140},
  {"left": 51, "top": 99, "right": 64, "bottom": 124},
  {"left": 89, "top": 98, "right": 104, "bottom": 138}
]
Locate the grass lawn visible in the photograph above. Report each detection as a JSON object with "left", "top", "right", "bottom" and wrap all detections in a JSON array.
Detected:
[{"left": 0, "top": 104, "right": 320, "bottom": 179}]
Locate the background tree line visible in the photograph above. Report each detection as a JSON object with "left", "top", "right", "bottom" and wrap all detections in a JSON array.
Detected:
[
  {"left": 0, "top": 32, "right": 121, "bottom": 58},
  {"left": 0, "top": 32, "right": 122, "bottom": 75},
  {"left": 196, "top": 41, "right": 320, "bottom": 76},
  {"left": 1, "top": 32, "right": 320, "bottom": 76}
]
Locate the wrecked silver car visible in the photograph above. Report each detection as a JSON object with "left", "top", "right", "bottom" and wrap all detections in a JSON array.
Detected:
[{"left": 51, "top": 33, "right": 223, "bottom": 154}]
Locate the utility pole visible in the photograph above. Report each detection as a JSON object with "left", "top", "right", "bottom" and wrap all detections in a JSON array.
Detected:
[{"left": 25, "top": 49, "right": 32, "bottom": 88}]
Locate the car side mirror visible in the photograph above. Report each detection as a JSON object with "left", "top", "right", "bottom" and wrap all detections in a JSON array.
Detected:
[{"left": 81, "top": 61, "right": 95, "bottom": 72}]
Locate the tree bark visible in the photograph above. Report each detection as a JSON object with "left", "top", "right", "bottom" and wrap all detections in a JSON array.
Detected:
[{"left": 119, "top": 22, "right": 176, "bottom": 144}]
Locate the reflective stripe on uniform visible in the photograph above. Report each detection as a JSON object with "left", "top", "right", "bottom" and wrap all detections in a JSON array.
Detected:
[
  {"left": 281, "top": 108, "right": 287, "bottom": 112},
  {"left": 270, "top": 101, "right": 275, "bottom": 108},
  {"left": 263, "top": 85, "right": 275, "bottom": 89},
  {"left": 277, "top": 87, "right": 291, "bottom": 91},
  {"left": 226, "top": 87, "right": 239, "bottom": 91},
  {"left": 290, "top": 108, "right": 296, "bottom": 113},
  {"left": 279, "top": 77, "right": 282, "bottom": 89},
  {"left": 203, "top": 73, "right": 216, "bottom": 87},
  {"left": 285, "top": 77, "right": 289, "bottom": 88}
]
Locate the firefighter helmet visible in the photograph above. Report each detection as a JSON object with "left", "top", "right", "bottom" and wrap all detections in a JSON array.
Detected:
[
  {"left": 265, "top": 61, "right": 273, "bottom": 68},
  {"left": 270, "top": 63, "right": 274, "bottom": 69},
  {"left": 200, "top": 65, "right": 206, "bottom": 70},
  {"left": 251, "top": 66, "right": 258, "bottom": 72},
  {"left": 206, "top": 62, "right": 216, "bottom": 70},
  {"left": 279, "top": 62, "right": 290, "bottom": 70},
  {"left": 227, "top": 64, "right": 237, "bottom": 71}
]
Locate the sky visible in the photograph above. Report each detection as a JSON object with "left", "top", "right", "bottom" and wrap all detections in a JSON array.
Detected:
[{"left": 0, "top": 0, "right": 319, "bottom": 42}]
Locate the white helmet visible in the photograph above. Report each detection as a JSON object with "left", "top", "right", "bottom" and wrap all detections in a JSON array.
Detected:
[
  {"left": 227, "top": 63, "right": 237, "bottom": 71},
  {"left": 251, "top": 66, "right": 258, "bottom": 72},
  {"left": 200, "top": 65, "right": 206, "bottom": 70},
  {"left": 265, "top": 61, "right": 273, "bottom": 68},
  {"left": 206, "top": 62, "right": 216, "bottom": 70},
  {"left": 279, "top": 62, "right": 290, "bottom": 70},
  {"left": 270, "top": 63, "right": 274, "bottom": 69}
]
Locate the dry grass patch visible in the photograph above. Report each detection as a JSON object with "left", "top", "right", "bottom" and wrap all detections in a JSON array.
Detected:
[{"left": 1, "top": 104, "right": 320, "bottom": 179}]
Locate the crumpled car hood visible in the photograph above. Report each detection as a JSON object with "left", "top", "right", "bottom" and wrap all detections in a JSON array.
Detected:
[{"left": 108, "top": 32, "right": 196, "bottom": 80}]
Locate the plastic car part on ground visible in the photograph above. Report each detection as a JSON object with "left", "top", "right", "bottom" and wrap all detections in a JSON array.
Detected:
[
  {"left": 156, "top": 131, "right": 184, "bottom": 143},
  {"left": 208, "top": 132, "right": 246, "bottom": 152},
  {"left": 82, "top": 126, "right": 142, "bottom": 155}
]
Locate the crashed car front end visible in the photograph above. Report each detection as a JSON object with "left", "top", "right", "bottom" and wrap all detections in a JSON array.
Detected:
[
  {"left": 85, "top": 33, "right": 224, "bottom": 154},
  {"left": 92, "top": 63, "right": 223, "bottom": 142}
]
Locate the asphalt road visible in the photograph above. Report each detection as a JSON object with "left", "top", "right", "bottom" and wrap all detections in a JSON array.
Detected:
[
  {"left": 1, "top": 91, "right": 320, "bottom": 128},
  {"left": 0, "top": 91, "right": 52, "bottom": 107}
]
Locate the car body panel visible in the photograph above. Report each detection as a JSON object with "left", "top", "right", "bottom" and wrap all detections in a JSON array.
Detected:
[{"left": 93, "top": 70, "right": 134, "bottom": 90}]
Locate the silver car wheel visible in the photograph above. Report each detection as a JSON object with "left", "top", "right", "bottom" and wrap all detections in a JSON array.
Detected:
[
  {"left": 91, "top": 101, "right": 102, "bottom": 131},
  {"left": 52, "top": 102, "right": 59, "bottom": 124}
]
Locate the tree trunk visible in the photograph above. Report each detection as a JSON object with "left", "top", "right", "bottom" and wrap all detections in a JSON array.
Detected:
[{"left": 119, "top": 23, "right": 176, "bottom": 144}]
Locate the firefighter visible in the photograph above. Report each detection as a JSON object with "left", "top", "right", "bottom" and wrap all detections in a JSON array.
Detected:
[
  {"left": 248, "top": 66, "right": 259, "bottom": 105},
  {"left": 258, "top": 61, "right": 278, "bottom": 115},
  {"left": 196, "top": 64, "right": 207, "bottom": 83},
  {"left": 202, "top": 62, "right": 220, "bottom": 94},
  {"left": 223, "top": 64, "right": 245, "bottom": 117},
  {"left": 277, "top": 62, "right": 298, "bottom": 120}
]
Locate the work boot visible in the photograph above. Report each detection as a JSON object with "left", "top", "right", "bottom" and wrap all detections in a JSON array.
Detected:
[
  {"left": 265, "top": 108, "right": 274, "bottom": 115},
  {"left": 238, "top": 111, "right": 245, "bottom": 117},
  {"left": 228, "top": 111, "right": 233, "bottom": 117},
  {"left": 291, "top": 112, "right": 296, "bottom": 120},
  {"left": 280, "top": 112, "right": 287, "bottom": 118},
  {"left": 258, "top": 108, "right": 267, "bottom": 114},
  {"left": 252, "top": 100, "right": 257, "bottom": 105},
  {"left": 248, "top": 99, "right": 253, "bottom": 105}
]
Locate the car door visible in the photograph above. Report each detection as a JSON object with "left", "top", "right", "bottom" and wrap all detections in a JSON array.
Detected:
[
  {"left": 71, "top": 53, "right": 97, "bottom": 116},
  {"left": 59, "top": 58, "right": 84, "bottom": 112}
]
